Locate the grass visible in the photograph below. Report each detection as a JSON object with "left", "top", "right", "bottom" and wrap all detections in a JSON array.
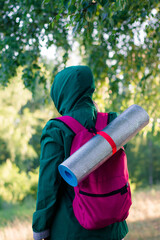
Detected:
[
  {"left": 0, "top": 187, "right": 160, "bottom": 240},
  {"left": 126, "top": 218, "right": 160, "bottom": 240},
  {"left": 126, "top": 186, "right": 160, "bottom": 240},
  {"left": 0, "top": 197, "right": 36, "bottom": 240},
  {"left": 0, "top": 198, "right": 36, "bottom": 227}
]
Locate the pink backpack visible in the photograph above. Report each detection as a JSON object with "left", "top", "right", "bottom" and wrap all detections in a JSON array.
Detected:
[{"left": 57, "top": 112, "right": 132, "bottom": 230}]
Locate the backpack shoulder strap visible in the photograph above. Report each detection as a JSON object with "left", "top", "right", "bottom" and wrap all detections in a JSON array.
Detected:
[
  {"left": 95, "top": 112, "right": 108, "bottom": 131},
  {"left": 56, "top": 116, "right": 86, "bottom": 134}
]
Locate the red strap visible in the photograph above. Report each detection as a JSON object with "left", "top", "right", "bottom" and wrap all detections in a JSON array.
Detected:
[{"left": 97, "top": 131, "right": 117, "bottom": 154}]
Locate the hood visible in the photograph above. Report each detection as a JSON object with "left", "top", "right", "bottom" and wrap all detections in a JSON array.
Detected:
[{"left": 50, "top": 66, "right": 95, "bottom": 115}]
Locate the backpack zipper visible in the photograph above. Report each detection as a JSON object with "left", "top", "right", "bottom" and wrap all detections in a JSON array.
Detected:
[{"left": 79, "top": 182, "right": 128, "bottom": 197}]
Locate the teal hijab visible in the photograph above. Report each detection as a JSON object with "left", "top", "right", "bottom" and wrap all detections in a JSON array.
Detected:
[{"left": 50, "top": 66, "right": 96, "bottom": 116}]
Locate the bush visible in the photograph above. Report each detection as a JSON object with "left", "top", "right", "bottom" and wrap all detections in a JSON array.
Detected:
[
  {"left": 0, "top": 160, "right": 38, "bottom": 203},
  {"left": 0, "top": 195, "right": 4, "bottom": 209},
  {"left": 26, "top": 169, "right": 39, "bottom": 200}
]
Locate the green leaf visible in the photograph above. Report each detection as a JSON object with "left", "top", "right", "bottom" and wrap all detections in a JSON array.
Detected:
[
  {"left": 56, "top": 14, "right": 61, "bottom": 21},
  {"left": 65, "top": 23, "right": 70, "bottom": 28},
  {"left": 97, "top": 0, "right": 108, "bottom": 7},
  {"left": 69, "top": 5, "right": 76, "bottom": 14},
  {"left": 87, "top": 4, "right": 97, "bottom": 14},
  {"left": 32, "top": 64, "right": 41, "bottom": 70},
  {"left": 102, "top": 12, "right": 108, "bottom": 21},
  {"left": 82, "top": 1, "right": 89, "bottom": 9},
  {"left": 42, "top": 0, "right": 50, "bottom": 6},
  {"left": 63, "top": 0, "right": 70, "bottom": 10},
  {"left": 72, "top": 22, "right": 79, "bottom": 33},
  {"left": 51, "top": 21, "right": 55, "bottom": 28}
]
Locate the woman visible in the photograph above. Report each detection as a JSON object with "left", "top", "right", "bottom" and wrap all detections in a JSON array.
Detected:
[{"left": 32, "top": 65, "right": 128, "bottom": 240}]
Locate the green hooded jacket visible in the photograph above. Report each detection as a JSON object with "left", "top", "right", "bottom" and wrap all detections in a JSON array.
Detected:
[{"left": 32, "top": 66, "right": 128, "bottom": 240}]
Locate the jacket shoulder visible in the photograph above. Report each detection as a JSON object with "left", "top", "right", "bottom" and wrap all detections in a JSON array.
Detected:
[
  {"left": 108, "top": 112, "right": 118, "bottom": 123},
  {"left": 41, "top": 118, "right": 74, "bottom": 142}
]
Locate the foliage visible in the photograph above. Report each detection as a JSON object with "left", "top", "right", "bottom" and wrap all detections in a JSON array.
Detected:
[
  {"left": 0, "top": 197, "right": 36, "bottom": 227},
  {"left": 0, "top": 0, "right": 159, "bottom": 131},
  {"left": 0, "top": 160, "right": 38, "bottom": 204},
  {"left": 0, "top": 67, "right": 34, "bottom": 164},
  {"left": 0, "top": 160, "right": 29, "bottom": 203},
  {"left": 0, "top": 67, "right": 56, "bottom": 170},
  {"left": 0, "top": 0, "right": 160, "bottom": 203},
  {"left": 27, "top": 169, "right": 39, "bottom": 200},
  {"left": 0, "top": 0, "right": 70, "bottom": 92},
  {"left": 126, "top": 132, "right": 160, "bottom": 188},
  {"left": 0, "top": 1, "right": 159, "bottom": 91}
]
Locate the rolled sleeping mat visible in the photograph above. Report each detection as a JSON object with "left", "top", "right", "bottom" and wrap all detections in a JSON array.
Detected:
[{"left": 58, "top": 104, "right": 149, "bottom": 187}]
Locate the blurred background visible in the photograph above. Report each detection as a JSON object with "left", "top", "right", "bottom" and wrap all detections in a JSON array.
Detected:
[{"left": 0, "top": 0, "right": 160, "bottom": 239}]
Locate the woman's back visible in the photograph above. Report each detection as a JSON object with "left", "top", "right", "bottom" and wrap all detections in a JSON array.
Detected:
[{"left": 32, "top": 66, "right": 128, "bottom": 240}]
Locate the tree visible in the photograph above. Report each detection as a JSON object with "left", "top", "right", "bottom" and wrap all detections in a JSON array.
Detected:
[
  {"left": 0, "top": 67, "right": 57, "bottom": 171},
  {"left": 126, "top": 130, "right": 160, "bottom": 188},
  {"left": 0, "top": 0, "right": 160, "bottom": 190},
  {"left": 0, "top": 1, "right": 160, "bottom": 177},
  {"left": 0, "top": 0, "right": 159, "bottom": 95},
  {"left": 0, "top": 0, "right": 70, "bottom": 92}
]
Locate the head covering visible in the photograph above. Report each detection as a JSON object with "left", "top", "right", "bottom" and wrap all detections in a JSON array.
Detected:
[{"left": 50, "top": 66, "right": 95, "bottom": 115}]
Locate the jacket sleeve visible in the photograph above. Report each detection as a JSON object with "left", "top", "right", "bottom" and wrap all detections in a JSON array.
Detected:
[{"left": 32, "top": 124, "right": 64, "bottom": 239}]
